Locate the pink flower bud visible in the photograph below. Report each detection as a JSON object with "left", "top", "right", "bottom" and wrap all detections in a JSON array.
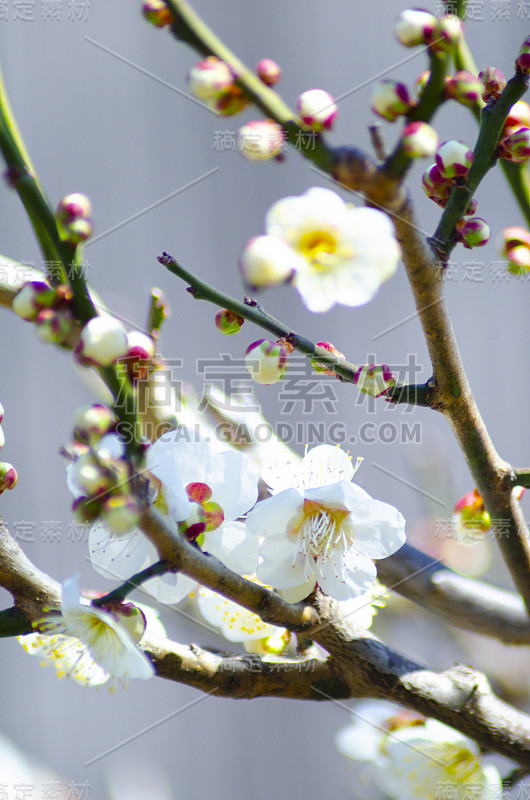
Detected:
[
  {"left": 12, "top": 280, "right": 58, "bottom": 321},
  {"left": 215, "top": 309, "right": 244, "bottom": 335},
  {"left": 453, "top": 489, "right": 490, "bottom": 545},
  {"left": 401, "top": 121, "right": 439, "bottom": 157},
  {"left": 245, "top": 339, "right": 288, "bottom": 385},
  {"left": 506, "top": 246, "right": 530, "bottom": 275},
  {"left": 430, "top": 14, "right": 463, "bottom": 53},
  {"left": 237, "top": 120, "right": 285, "bottom": 161},
  {"left": 435, "top": 140, "right": 474, "bottom": 178},
  {"left": 371, "top": 80, "right": 412, "bottom": 122},
  {"left": 256, "top": 58, "right": 282, "bottom": 87},
  {"left": 395, "top": 8, "right": 436, "bottom": 47},
  {"left": 421, "top": 163, "right": 453, "bottom": 206},
  {"left": 353, "top": 364, "right": 395, "bottom": 397},
  {"left": 35, "top": 308, "right": 74, "bottom": 345},
  {"left": 56, "top": 193, "right": 93, "bottom": 244},
  {"left": 77, "top": 316, "right": 128, "bottom": 367},
  {"left": 498, "top": 127, "right": 530, "bottom": 163},
  {"left": 0, "top": 462, "right": 17, "bottom": 494},
  {"left": 142, "top": 0, "right": 172, "bottom": 27},
  {"left": 516, "top": 36, "right": 530, "bottom": 74},
  {"left": 456, "top": 217, "right": 490, "bottom": 249},
  {"left": 445, "top": 71, "right": 483, "bottom": 107},
  {"left": 0, "top": 427, "right": 4, "bottom": 450},
  {"left": 503, "top": 101, "right": 530, "bottom": 136},
  {"left": 478, "top": 67, "right": 506, "bottom": 102},
  {"left": 0, "top": 401, "right": 4, "bottom": 425},
  {"left": 501, "top": 226, "right": 530, "bottom": 253},
  {"left": 74, "top": 404, "right": 115, "bottom": 443},
  {"left": 310, "top": 341, "right": 346, "bottom": 376},
  {"left": 187, "top": 57, "right": 248, "bottom": 116},
  {"left": 464, "top": 198, "right": 479, "bottom": 216},
  {"left": 239, "top": 235, "right": 295, "bottom": 288},
  {"left": 297, "top": 89, "right": 338, "bottom": 131}
]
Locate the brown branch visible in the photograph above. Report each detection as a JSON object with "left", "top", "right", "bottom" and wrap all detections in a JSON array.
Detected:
[
  {"left": 308, "top": 592, "right": 530, "bottom": 765},
  {"left": 138, "top": 506, "right": 530, "bottom": 764},
  {"left": 143, "top": 634, "right": 347, "bottom": 699},
  {"left": 378, "top": 544, "right": 530, "bottom": 645}
]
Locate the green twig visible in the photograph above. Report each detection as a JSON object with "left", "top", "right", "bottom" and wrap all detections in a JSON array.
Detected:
[
  {"left": 158, "top": 251, "right": 433, "bottom": 407},
  {"left": 92, "top": 561, "right": 169, "bottom": 607},
  {"left": 433, "top": 71, "right": 529, "bottom": 257},
  {"left": 385, "top": 49, "right": 450, "bottom": 179}
]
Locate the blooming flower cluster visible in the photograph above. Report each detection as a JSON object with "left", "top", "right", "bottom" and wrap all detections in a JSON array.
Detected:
[
  {"left": 335, "top": 700, "right": 501, "bottom": 800},
  {"left": 19, "top": 575, "right": 157, "bottom": 689},
  {"left": 240, "top": 187, "right": 401, "bottom": 313}
]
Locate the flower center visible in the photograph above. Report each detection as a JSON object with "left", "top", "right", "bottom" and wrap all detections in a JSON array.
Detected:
[
  {"left": 298, "top": 230, "right": 337, "bottom": 263},
  {"left": 443, "top": 748, "right": 480, "bottom": 783},
  {"left": 293, "top": 500, "right": 352, "bottom": 578}
]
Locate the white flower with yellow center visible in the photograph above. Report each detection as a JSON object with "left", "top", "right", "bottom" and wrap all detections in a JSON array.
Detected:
[
  {"left": 336, "top": 702, "right": 501, "bottom": 800},
  {"left": 247, "top": 445, "right": 405, "bottom": 602},
  {"left": 263, "top": 187, "right": 401, "bottom": 313},
  {"left": 19, "top": 576, "right": 155, "bottom": 689}
]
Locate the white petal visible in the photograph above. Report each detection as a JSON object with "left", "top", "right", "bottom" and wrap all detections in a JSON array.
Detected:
[
  {"left": 205, "top": 521, "right": 260, "bottom": 574},
  {"left": 245, "top": 488, "right": 303, "bottom": 538},
  {"left": 89, "top": 523, "right": 158, "bottom": 580},
  {"left": 143, "top": 571, "right": 197, "bottom": 605},
  {"left": 277, "top": 578, "right": 317, "bottom": 603},
  {"left": 197, "top": 586, "right": 277, "bottom": 642},
  {"left": 348, "top": 497, "right": 406, "bottom": 559},
  {"left": 257, "top": 533, "right": 311, "bottom": 590},
  {"left": 300, "top": 445, "right": 355, "bottom": 488},
  {"left": 317, "top": 549, "right": 376, "bottom": 600},
  {"left": 204, "top": 450, "right": 259, "bottom": 519}
]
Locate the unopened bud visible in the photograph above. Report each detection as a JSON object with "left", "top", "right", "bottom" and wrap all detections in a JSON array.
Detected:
[
  {"left": 456, "top": 217, "right": 490, "bottom": 249},
  {"left": 503, "top": 101, "right": 530, "bottom": 136},
  {"left": 478, "top": 67, "right": 506, "bottom": 101},
  {"left": 498, "top": 127, "right": 530, "bottom": 163},
  {"left": 56, "top": 193, "right": 93, "bottom": 244},
  {"left": 435, "top": 140, "right": 474, "bottom": 178},
  {"left": 142, "top": 0, "right": 172, "bottom": 27},
  {"left": 187, "top": 57, "right": 248, "bottom": 116},
  {"left": 215, "top": 309, "right": 244, "bottom": 335},
  {"left": 430, "top": 14, "right": 463, "bottom": 52},
  {"left": 0, "top": 402, "right": 4, "bottom": 425},
  {"left": 239, "top": 235, "right": 296, "bottom": 288},
  {"left": 401, "top": 121, "right": 438, "bottom": 157},
  {"left": 245, "top": 339, "right": 288, "bottom": 385},
  {"left": 395, "top": 8, "right": 436, "bottom": 47},
  {"left": 77, "top": 316, "right": 128, "bottom": 367},
  {"left": 12, "top": 280, "right": 58, "bottom": 321},
  {"left": 445, "top": 71, "right": 483, "bottom": 107},
  {"left": 371, "top": 80, "right": 412, "bottom": 122},
  {"left": 35, "top": 308, "right": 73, "bottom": 345},
  {"left": 237, "top": 120, "right": 285, "bottom": 161},
  {"left": 124, "top": 330, "right": 156, "bottom": 381},
  {"left": 72, "top": 495, "right": 103, "bottom": 524},
  {"left": 516, "top": 36, "right": 530, "bottom": 74},
  {"left": 256, "top": 58, "right": 282, "bottom": 87},
  {"left": 74, "top": 404, "right": 115, "bottom": 443},
  {"left": 421, "top": 163, "right": 453, "bottom": 206},
  {"left": 453, "top": 489, "right": 490, "bottom": 546},
  {"left": 464, "top": 198, "right": 479, "bottom": 216},
  {"left": 501, "top": 226, "right": 530, "bottom": 275},
  {"left": 506, "top": 246, "right": 530, "bottom": 275},
  {"left": 102, "top": 495, "right": 141, "bottom": 535},
  {"left": 0, "top": 427, "right": 4, "bottom": 450},
  {"left": 297, "top": 89, "right": 338, "bottom": 131},
  {"left": 180, "top": 502, "right": 207, "bottom": 542},
  {"left": 311, "top": 341, "right": 346, "bottom": 376},
  {"left": 0, "top": 462, "right": 17, "bottom": 493},
  {"left": 353, "top": 364, "right": 395, "bottom": 397}
]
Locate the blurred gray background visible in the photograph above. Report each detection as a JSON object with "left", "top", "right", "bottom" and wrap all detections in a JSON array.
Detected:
[{"left": 0, "top": 1, "right": 528, "bottom": 797}]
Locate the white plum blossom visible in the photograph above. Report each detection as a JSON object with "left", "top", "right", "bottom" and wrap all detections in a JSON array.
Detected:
[
  {"left": 86, "top": 429, "right": 260, "bottom": 604},
  {"left": 19, "top": 575, "right": 155, "bottom": 689},
  {"left": 247, "top": 445, "right": 405, "bottom": 602},
  {"left": 335, "top": 701, "right": 502, "bottom": 800},
  {"left": 262, "top": 187, "right": 401, "bottom": 312}
]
